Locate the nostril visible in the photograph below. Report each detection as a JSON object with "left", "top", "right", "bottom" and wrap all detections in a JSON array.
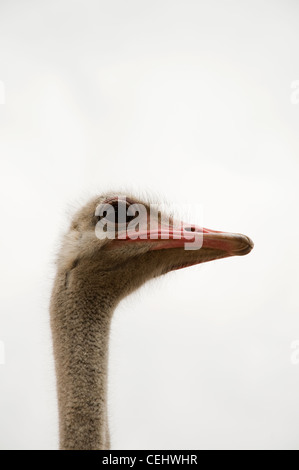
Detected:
[{"left": 184, "top": 226, "right": 196, "bottom": 232}]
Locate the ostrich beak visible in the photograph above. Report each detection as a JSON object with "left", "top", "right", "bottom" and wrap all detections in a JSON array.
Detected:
[
  {"left": 123, "top": 223, "right": 254, "bottom": 268},
  {"left": 146, "top": 225, "right": 254, "bottom": 270},
  {"left": 108, "top": 217, "right": 254, "bottom": 268},
  {"left": 149, "top": 226, "right": 254, "bottom": 257}
]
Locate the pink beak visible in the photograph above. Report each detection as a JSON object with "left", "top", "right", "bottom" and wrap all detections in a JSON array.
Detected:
[{"left": 123, "top": 223, "right": 254, "bottom": 257}]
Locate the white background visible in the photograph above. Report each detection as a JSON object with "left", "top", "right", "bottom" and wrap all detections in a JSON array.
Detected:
[{"left": 0, "top": 0, "right": 299, "bottom": 450}]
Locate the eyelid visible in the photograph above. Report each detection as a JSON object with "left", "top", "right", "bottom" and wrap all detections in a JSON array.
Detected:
[
  {"left": 97, "top": 198, "right": 136, "bottom": 225},
  {"left": 103, "top": 197, "right": 135, "bottom": 207}
]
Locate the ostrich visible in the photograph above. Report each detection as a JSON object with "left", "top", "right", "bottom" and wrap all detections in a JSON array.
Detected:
[{"left": 50, "top": 192, "right": 253, "bottom": 450}]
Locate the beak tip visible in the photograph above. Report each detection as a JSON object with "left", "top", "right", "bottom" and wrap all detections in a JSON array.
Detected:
[{"left": 236, "top": 235, "right": 254, "bottom": 256}]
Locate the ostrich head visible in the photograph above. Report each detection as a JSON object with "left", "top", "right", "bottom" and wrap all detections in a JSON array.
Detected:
[
  {"left": 57, "top": 192, "right": 254, "bottom": 307},
  {"left": 51, "top": 191, "right": 254, "bottom": 450}
]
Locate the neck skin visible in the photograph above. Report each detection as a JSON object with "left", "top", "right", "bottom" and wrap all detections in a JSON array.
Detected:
[{"left": 50, "top": 268, "right": 113, "bottom": 450}]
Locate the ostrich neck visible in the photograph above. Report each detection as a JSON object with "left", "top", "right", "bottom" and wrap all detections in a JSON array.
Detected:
[{"left": 50, "top": 272, "right": 113, "bottom": 450}]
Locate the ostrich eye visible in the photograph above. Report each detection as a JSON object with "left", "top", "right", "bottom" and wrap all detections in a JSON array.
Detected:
[{"left": 104, "top": 200, "right": 136, "bottom": 225}]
